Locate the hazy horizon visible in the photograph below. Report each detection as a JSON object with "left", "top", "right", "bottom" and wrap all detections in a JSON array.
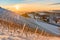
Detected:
[{"left": 0, "top": 0, "right": 60, "bottom": 13}]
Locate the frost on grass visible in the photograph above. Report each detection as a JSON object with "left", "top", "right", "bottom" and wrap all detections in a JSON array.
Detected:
[{"left": 0, "top": 20, "right": 60, "bottom": 40}]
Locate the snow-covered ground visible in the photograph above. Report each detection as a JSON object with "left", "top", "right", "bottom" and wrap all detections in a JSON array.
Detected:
[{"left": 0, "top": 7, "right": 60, "bottom": 38}]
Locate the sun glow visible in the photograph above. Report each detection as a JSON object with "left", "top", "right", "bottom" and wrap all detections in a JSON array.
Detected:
[{"left": 13, "top": 5, "right": 20, "bottom": 10}]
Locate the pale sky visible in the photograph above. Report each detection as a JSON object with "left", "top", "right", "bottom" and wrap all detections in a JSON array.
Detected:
[
  {"left": 0, "top": 0, "right": 60, "bottom": 12},
  {"left": 0, "top": 0, "right": 60, "bottom": 5}
]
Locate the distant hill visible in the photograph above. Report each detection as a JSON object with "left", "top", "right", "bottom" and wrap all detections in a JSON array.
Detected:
[{"left": 51, "top": 10, "right": 60, "bottom": 13}]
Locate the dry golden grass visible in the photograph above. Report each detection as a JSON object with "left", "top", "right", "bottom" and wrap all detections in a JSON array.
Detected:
[{"left": 0, "top": 19, "right": 60, "bottom": 40}]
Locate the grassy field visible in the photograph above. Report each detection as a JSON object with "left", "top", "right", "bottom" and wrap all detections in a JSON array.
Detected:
[{"left": 0, "top": 19, "right": 60, "bottom": 40}]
